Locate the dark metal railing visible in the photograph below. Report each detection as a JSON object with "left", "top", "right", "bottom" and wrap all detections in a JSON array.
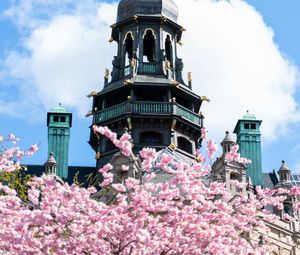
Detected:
[{"left": 94, "top": 101, "right": 202, "bottom": 125}]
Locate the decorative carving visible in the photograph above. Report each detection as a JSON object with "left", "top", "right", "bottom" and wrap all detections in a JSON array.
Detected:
[
  {"left": 95, "top": 152, "right": 101, "bottom": 160},
  {"left": 200, "top": 96, "right": 211, "bottom": 103},
  {"left": 168, "top": 143, "right": 177, "bottom": 150},
  {"left": 87, "top": 91, "right": 97, "bottom": 98},
  {"left": 85, "top": 111, "right": 93, "bottom": 117},
  {"left": 165, "top": 60, "right": 171, "bottom": 70},
  {"left": 124, "top": 79, "right": 133, "bottom": 85},
  {"left": 104, "top": 69, "right": 110, "bottom": 79},
  {"left": 161, "top": 16, "right": 168, "bottom": 22},
  {"left": 170, "top": 80, "right": 180, "bottom": 87},
  {"left": 187, "top": 72, "right": 192, "bottom": 82},
  {"left": 127, "top": 117, "right": 132, "bottom": 130},
  {"left": 130, "top": 58, "right": 137, "bottom": 73}
]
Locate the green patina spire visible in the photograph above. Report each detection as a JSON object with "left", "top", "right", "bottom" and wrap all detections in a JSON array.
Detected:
[
  {"left": 233, "top": 111, "right": 262, "bottom": 186},
  {"left": 47, "top": 103, "right": 72, "bottom": 179}
]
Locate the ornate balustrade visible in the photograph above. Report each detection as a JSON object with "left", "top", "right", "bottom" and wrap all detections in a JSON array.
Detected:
[
  {"left": 124, "top": 65, "right": 131, "bottom": 76},
  {"left": 142, "top": 62, "right": 156, "bottom": 73},
  {"left": 94, "top": 101, "right": 202, "bottom": 126}
]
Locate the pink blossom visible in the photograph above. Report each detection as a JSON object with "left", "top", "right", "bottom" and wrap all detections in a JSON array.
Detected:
[
  {"left": 206, "top": 140, "right": 218, "bottom": 160},
  {"left": 201, "top": 127, "right": 207, "bottom": 140},
  {"left": 112, "top": 184, "right": 127, "bottom": 193},
  {"left": 0, "top": 129, "right": 296, "bottom": 255},
  {"left": 29, "top": 144, "right": 39, "bottom": 153},
  {"left": 8, "top": 133, "right": 15, "bottom": 140},
  {"left": 121, "top": 164, "right": 129, "bottom": 172}
]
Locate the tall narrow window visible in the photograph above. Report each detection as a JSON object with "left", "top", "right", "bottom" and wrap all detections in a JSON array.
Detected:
[
  {"left": 143, "top": 30, "right": 155, "bottom": 62},
  {"left": 165, "top": 35, "right": 173, "bottom": 65},
  {"left": 125, "top": 32, "right": 133, "bottom": 62}
]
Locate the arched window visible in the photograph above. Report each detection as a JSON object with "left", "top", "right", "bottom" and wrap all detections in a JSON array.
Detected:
[
  {"left": 165, "top": 35, "right": 173, "bottom": 65},
  {"left": 125, "top": 32, "right": 133, "bottom": 65},
  {"left": 177, "top": 137, "right": 193, "bottom": 154},
  {"left": 140, "top": 131, "right": 163, "bottom": 145},
  {"left": 143, "top": 29, "right": 155, "bottom": 62}
]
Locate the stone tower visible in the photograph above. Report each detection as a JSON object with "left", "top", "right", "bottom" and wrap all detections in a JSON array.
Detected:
[
  {"left": 47, "top": 104, "right": 72, "bottom": 179},
  {"left": 233, "top": 111, "right": 262, "bottom": 186},
  {"left": 89, "top": 0, "right": 206, "bottom": 169}
]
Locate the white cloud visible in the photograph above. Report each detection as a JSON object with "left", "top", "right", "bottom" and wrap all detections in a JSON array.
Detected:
[
  {"left": 1, "top": 0, "right": 299, "bottom": 141},
  {"left": 1, "top": 1, "right": 117, "bottom": 119}
]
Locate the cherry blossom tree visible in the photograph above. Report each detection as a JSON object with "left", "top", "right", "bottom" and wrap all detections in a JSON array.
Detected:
[{"left": 0, "top": 129, "right": 299, "bottom": 254}]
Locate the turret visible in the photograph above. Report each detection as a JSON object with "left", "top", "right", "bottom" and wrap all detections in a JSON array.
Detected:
[
  {"left": 44, "top": 152, "right": 57, "bottom": 176},
  {"left": 89, "top": 0, "right": 206, "bottom": 170},
  {"left": 234, "top": 111, "right": 262, "bottom": 186},
  {"left": 47, "top": 104, "right": 72, "bottom": 179}
]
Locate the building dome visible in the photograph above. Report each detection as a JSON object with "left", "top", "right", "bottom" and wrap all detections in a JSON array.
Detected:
[
  {"left": 117, "top": 0, "right": 178, "bottom": 23},
  {"left": 50, "top": 103, "right": 68, "bottom": 114}
]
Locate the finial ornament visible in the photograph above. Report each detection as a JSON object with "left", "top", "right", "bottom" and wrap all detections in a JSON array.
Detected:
[
  {"left": 95, "top": 152, "right": 101, "bottom": 160},
  {"left": 200, "top": 96, "right": 211, "bottom": 103},
  {"left": 87, "top": 91, "right": 97, "bottom": 98},
  {"left": 169, "top": 143, "right": 177, "bottom": 150},
  {"left": 85, "top": 111, "right": 93, "bottom": 117},
  {"left": 187, "top": 72, "right": 192, "bottom": 82},
  {"left": 104, "top": 69, "right": 110, "bottom": 79},
  {"left": 226, "top": 131, "right": 230, "bottom": 135}
]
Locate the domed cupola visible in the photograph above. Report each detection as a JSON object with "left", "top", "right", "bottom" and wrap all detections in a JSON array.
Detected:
[{"left": 117, "top": 0, "right": 179, "bottom": 23}]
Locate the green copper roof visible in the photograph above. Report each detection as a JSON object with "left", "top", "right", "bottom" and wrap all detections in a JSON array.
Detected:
[
  {"left": 242, "top": 111, "right": 256, "bottom": 120},
  {"left": 50, "top": 104, "right": 69, "bottom": 114}
]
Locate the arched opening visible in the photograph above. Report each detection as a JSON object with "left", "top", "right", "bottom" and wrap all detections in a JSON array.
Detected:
[
  {"left": 143, "top": 30, "right": 155, "bottom": 62},
  {"left": 140, "top": 131, "right": 163, "bottom": 145},
  {"left": 125, "top": 32, "right": 133, "bottom": 66},
  {"left": 165, "top": 35, "right": 173, "bottom": 65},
  {"left": 177, "top": 137, "right": 193, "bottom": 154}
]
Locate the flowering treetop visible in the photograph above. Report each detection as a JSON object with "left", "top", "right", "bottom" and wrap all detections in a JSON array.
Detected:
[{"left": 0, "top": 128, "right": 299, "bottom": 254}]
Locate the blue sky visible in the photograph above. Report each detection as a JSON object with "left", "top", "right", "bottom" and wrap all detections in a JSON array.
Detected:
[{"left": 0, "top": 0, "right": 300, "bottom": 173}]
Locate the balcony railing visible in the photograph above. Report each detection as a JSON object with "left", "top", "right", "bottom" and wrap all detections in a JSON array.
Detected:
[
  {"left": 133, "top": 101, "right": 172, "bottom": 114},
  {"left": 94, "top": 101, "right": 202, "bottom": 126},
  {"left": 94, "top": 102, "right": 127, "bottom": 122},
  {"left": 176, "top": 105, "right": 201, "bottom": 125},
  {"left": 124, "top": 65, "right": 131, "bottom": 76},
  {"left": 142, "top": 62, "right": 156, "bottom": 73}
]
